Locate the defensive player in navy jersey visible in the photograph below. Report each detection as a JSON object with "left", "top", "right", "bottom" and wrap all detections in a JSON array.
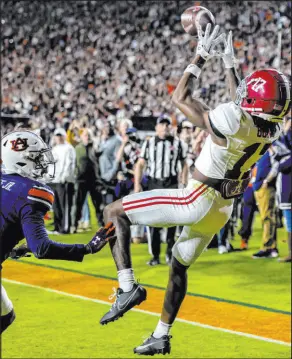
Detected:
[{"left": 0, "top": 130, "right": 115, "bottom": 334}]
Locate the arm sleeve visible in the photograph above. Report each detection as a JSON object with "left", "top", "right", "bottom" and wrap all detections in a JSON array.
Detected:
[
  {"left": 20, "top": 204, "right": 86, "bottom": 262},
  {"left": 208, "top": 102, "right": 241, "bottom": 136}
]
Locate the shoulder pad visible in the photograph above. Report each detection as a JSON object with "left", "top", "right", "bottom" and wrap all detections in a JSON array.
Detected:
[
  {"left": 27, "top": 185, "right": 54, "bottom": 210},
  {"left": 209, "top": 102, "right": 241, "bottom": 136}
]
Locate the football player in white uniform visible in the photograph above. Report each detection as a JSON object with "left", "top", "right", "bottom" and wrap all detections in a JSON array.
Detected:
[{"left": 99, "top": 25, "right": 291, "bottom": 355}]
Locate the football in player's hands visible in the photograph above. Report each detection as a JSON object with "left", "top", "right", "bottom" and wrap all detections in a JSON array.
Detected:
[
  {"left": 85, "top": 222, "right": 116, "bottom": 254},
  {"left": 181, "top": 6, "right": 215, "bottom": 37}
]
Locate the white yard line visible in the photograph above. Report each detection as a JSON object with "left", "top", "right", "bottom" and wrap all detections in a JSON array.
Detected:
[{"left": 2, "top": 278, "right": 291, "bottom": 347}]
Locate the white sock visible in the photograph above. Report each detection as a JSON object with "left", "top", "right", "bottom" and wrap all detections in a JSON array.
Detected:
[
  {"left": 118, "top": 268, "right": 135, "bottom": 292},
  {"left": 153, "top": 320, "right": 172, "bottom": 338}
]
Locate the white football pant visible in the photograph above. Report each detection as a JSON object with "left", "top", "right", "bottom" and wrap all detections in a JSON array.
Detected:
[{"left": 123, "top": 179, "right": 233, "bottom": 266}]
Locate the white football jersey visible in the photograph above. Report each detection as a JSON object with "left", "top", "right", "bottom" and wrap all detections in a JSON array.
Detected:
[{"left": 195, "top": 102, "right": 282, "bottom": 180}]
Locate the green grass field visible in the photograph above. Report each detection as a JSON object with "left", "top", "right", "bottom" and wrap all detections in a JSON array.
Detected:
[{"left": 1, "top": 212, "right": 291, "bottom": 358}]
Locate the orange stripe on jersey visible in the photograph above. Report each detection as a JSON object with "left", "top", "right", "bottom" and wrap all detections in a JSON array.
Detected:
[{"left": 28, "top": 188, "right": 54, "bottom": 205}]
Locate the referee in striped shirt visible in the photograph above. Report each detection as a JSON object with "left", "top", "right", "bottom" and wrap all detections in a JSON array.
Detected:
[{"left": 134, "top": 115, "right": 189, "bottom": 265}]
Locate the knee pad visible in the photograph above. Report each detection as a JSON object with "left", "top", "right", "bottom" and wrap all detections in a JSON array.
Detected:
[
  {"left": 1, "top": 309, "right": 16, "bottom": 334},
  {"left": 172, "top": 227, "right": 211, "bottom": 266}
]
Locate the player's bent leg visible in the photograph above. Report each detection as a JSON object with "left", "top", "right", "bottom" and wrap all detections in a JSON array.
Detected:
[
  {"left": 100, "top": 184, "right": 205, "bottom": 326},
  {"left": 100, "top": 200, "right": 147, "bottom": 325},
  {"left": 133, "top": 231, "right": 211, "bottom": 356},
  {"left": 1, "top": 285, "right": 15, "bottom": 334},
  {"left": 100, "top": 185, "right": 203, "bottom": 326},
  {"left": 102, "top": 183, "right": 231, "bottom": 327},
  {"left": 134, "top": 257, "right": 187, "bottom": 355},
  {"left": 134, "top": 194, "right": 233, "bottom": 355},
  {"left": 103, "top": 199, "right": 132, "bottom": 270}
]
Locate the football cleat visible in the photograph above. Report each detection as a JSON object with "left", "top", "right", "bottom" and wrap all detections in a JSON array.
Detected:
[
  {"left": 100, "top": 283, "right": 147, "bottom": 325},
  {"left": 147, "top": 258, "right": 161, "bottom": 266},
  {"left": 252, "top": 249, "right": 279, "bottom": 259},
  {"left": 134, "top": 334, "right": 172, "bottom": 356}
]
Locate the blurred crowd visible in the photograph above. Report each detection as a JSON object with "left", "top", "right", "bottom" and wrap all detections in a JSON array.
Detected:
[
  {"left": 2, "top": 1, "right": 291, "bottom": 133},
  {"left": 1, "top": 1, "right": 291, "bottom": 262}
]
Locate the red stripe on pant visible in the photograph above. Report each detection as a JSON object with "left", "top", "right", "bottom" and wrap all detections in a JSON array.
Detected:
[
  {"left": 123, "top": 183, "right": 206, "bottom": 207},
  {"left": 123, "top": 186, "right": 208, "bottom": 212}
]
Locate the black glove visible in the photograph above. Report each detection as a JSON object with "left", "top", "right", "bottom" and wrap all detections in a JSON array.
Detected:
[
  {"left": 10, "top": 243, "right": 32, "bottom": 259},
  {"left": 84, "top": 222, "right": 116, "bottom": 254}
]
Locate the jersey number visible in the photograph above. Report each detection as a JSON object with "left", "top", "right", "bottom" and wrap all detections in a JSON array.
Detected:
[{"left": 226, "top": 143, "right": 270, "bottom": 179}]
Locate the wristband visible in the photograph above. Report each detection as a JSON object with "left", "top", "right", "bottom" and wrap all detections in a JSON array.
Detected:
[
  {"left": 184, "top": 64, "right": 202, "bottom": 79},
  {"left": 84, "top": 244, "right": 92, "bottom": 254}
]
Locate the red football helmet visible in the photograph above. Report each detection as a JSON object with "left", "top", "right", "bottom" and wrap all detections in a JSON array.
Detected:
[{"left": 235, "top": 69, "right": 291, "bottom": 121}]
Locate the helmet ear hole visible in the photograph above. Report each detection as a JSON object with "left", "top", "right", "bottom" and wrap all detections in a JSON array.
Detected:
[{"left": 246, "top": 98, "right": 253, "bottom": 104}]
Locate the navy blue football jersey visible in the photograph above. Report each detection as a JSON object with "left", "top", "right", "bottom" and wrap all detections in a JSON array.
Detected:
[{"left": 1, "top": 173, "right": 85, "bottom": 264}]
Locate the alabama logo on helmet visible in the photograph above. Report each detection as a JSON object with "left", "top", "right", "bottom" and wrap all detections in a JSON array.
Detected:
[
  {"left": 10, "top": 138, "right": 29, "bottom": 151},
  {"left": 237, "top": 68, "right": 291, "bottom": 121}
]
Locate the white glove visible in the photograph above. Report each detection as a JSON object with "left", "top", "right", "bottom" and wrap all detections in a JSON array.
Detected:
[
  {"left": 196, "top": 23, "right": 226, "bottom": 61},
  {"left": 221, "top": 30, "right": 236, "bottom": 68}
]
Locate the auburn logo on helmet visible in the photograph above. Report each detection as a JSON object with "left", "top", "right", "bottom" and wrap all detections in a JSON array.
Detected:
[{"left": 10, "top": 138, "right": 29, "bottom": 151}]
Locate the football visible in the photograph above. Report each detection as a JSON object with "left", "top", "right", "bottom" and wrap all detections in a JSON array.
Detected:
[{"left": 181, "top": 6, "right": 215, "bottom": 37}]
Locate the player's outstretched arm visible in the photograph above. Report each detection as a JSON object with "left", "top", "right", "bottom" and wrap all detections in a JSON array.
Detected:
[
  {"left": 21, "top": 206, "right": 115, "bottom": 262},
  {"left": 172, "top": 54, "right": 210, "bottom": 130},
  {"left": 172, "top": 24, "right": 225, "bottom": 131}
]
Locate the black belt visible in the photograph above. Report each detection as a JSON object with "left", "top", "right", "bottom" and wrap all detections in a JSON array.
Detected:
[
  {"left": 193, "top": 167, "right": 250, "bottom": 199},
  {"left": 200, "top": 177, "right": 250, "bottom": 199}
]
